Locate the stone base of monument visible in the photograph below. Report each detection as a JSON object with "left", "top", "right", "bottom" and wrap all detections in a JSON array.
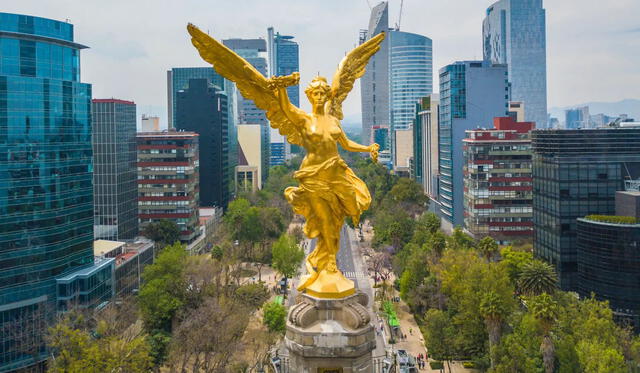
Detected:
[{"left": 285, "top": 292, "right": 376, "bottom": 373}]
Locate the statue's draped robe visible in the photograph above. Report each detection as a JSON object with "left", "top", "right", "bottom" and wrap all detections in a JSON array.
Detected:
[{"left": 285, "top": 156, "right": 370, "bottom": 274}]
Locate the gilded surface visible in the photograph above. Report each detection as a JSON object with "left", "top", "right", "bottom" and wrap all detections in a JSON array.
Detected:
[{"left": 187, "top": 24, "right": 384, "bottom": 298}]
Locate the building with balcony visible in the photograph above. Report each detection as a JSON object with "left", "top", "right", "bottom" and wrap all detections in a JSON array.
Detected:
[
  {"left": 92, "top": 98, "right": 138, "bottom": 241},
  {"left": 532, "top": 128, "right": 640, "bottom": 290},
  {"left": 463, "top": 117, "right": 534, "bottom": 243},
  {"left": 136, "top": 131, "right": 200, "bottom": 242}
]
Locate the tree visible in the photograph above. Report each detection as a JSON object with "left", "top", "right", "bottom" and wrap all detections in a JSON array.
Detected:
[
  {"left": 271, "top": 234, "right": 305, "bottom": 280},
  {"left": 446, "top": 227, "right": 474, "bottom": 251},
  {"left": 479, "top": 291, "right": 508, "bottom": 368},
  {"left": 423, "top": 309, "right": 455, "bottom": 371},
  {"left": 528, "top": 293, "right": 559, "bottom": 373},
  {"left": 235, "top": 283, "right": 269, "bottom": 310},
  {"left": 372, "top": 208, "right": 415, "bottom": 250},
  {"left": 518, "top": 260, "right": 558, "bottom": 296},
  {"left": 385, "top": 177, "right": 429, "bottom": 216},
  {"left": 370, "top": 251, "right": 392, "bottom": 285},
  {"left": 142, "top": 219, "right": 180, "bottom": 248},
  {"left": 263, "top": 301, "right": 287, "bottom": 333},
  {"left": 499, "top": 246, "right": 533, "bottom": 285},
  {"left": 138, "top": 242, "right": 187, "bottom": 333},
  {"left": 477, "top": 236, "right": 499, "bottom": 262},
  {"left": 47, "top": 314, "right": 152, "bottom": 373}
]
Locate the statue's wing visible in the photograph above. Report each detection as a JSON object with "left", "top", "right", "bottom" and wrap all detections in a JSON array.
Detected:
[
  {"left": 187, "top": 24, "right": 304, "bottom": 146},
  {"left": 328, "top": 32, "right": 385, "bottom": 120}
]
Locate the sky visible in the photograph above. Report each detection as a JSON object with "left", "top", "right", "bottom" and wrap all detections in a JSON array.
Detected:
[{"left": 5, "top": 0, "right": 640, "bottom": 127}]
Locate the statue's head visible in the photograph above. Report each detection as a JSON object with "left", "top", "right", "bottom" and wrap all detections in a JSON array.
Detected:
[{"left": 305, "top": 76, "right": 331, "bottom": 105}]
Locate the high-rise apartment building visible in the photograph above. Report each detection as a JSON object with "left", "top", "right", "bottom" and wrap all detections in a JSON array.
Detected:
[
  {"left": 267, "top": 28, "right": 300, "bottom": 162},
  {"left": 92, "top": 99, "right": 138, "bottom": 241},
  {"left": 137, "top": 131, "right": 200, "bottom": 242},
  {"left": 223, "top": 39, "right": 271, "bottom": 179},
  {"left": 531, "top": 127, "right": 640, "bottom": 290},
  {"left": 463, "top": 117, "right": 534, "bottom": 243},
  {"left": 0, "top": 14, "right": 114, "bottom": 371},
  {"left": 413, "top": 95, "right": 439, "bottom": 199},
  {"left": 438, "top": 61, "right": 510, "bottom": 227},
  {"left": 565, "top": 106, "right": 591, "bottom": 129},
  {"left": 360, "top": 1, "right": 432, "bottom": 162},
  {"left": 483, "top": 0, "right": 547, "bottom": 129},
  {"left": 175, "top": 79, "right": 232, "bottom": 208}
]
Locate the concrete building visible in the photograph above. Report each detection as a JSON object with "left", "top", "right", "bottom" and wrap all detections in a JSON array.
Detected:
[
  {"left": 483, "top": 0, "right": 547, "bottom": 128},
  {"left": 531, "top": 127, "right": 640, "bottom": 290},
  {"left": 0, "top": 13, "right": 114, "bottom": 371},
  {"left": 394, "top": 129, "right": 413, "bottom": 176},
  {"left": 92, "top": 99, "right": 139, "bottom": 241},
  {"left": 175, "top": 78, "right": 233, "bottom": 208},
  {"left": 141, "top": 115, "right": 160, "bottom": 132},
  {"left": 438, "top": 61, "right": 510, "bottom": 227},
  {"left": 508, "top": 101, "right": 525, "bottom": 122},
  {"left": 267, "top": 27, "right": 300, "bottom": 160},
  {"left": 360, "top": 1, "right": 433, "bottom": 159},
  {"left": 93, "top": 239, "right": 155, "bottom": 298},
  {"left": 463, "top": 117, "right": 534, "bottom": 243},
  {"left": 565, "top": 106, "right": 591, "bottom": 129},
  {"left": 413, "top": 95, "right": 439, "bottom": 199},
  {"left": 237, "top": 124, "right": 264, "bottom": 192},
  {"left": 136, "top": 131, "right": 200, "bottom": 243}
]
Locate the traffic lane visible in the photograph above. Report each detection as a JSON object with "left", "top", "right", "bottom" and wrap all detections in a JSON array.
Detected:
[{"left": 337, "top": 225, "right": 356, "bottom": 273}]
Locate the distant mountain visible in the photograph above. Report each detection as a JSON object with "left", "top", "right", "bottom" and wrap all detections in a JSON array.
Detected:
[{"left": 549, "top": 99, "right": 640, "bottom": 121}]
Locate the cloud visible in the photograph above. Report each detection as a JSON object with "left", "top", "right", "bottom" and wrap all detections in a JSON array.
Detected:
[{"left": 3, "top": 0, "right": 639, "bottom": 124}]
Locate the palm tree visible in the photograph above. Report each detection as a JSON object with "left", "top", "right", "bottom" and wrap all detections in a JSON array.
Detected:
[
  {"left": 477, "top": 236, "right": 499, "bottom": 262},
  {"left": 518, "top": 260, "right": 558, "bottom": 296},
  {"left": 528, "top": 293, "right": 559, "bottom": 373},
  {"left": 480, "top": 291, "right": 507, "bottom": 368}
]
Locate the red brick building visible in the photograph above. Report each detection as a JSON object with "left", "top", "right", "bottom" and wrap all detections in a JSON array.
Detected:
[
  {"left": 136, "top": 131, "right": 200, "bottom": 242},
  {"left": 463, "top": 117, "right": 534, "bottom": 243}
]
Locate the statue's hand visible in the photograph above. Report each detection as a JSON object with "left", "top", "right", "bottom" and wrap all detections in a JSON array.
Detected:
[
  {"left": 268, "top": 72, "right": 300, "bottom": 90},
  {"left": 369, "top": 143, "right": 380, "bottom": 163}
]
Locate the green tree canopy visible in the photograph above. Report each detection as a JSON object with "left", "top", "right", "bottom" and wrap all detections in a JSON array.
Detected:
[
  {"left": 263, "top": 301, "right": 287, "bottom": 333},
  {"left": 271, "top": 234, "right": 304, "bottom": 279},
  {"left": 142, "top": 219, "right": 181, "bottom": 248},
  {"left": 518, "top": 260, "right": 558, "bottom": 296}
]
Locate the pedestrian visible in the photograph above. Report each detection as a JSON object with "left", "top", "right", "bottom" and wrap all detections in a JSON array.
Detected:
[{"left": 409, "top": 327, "right": 413, "bottom": 335}]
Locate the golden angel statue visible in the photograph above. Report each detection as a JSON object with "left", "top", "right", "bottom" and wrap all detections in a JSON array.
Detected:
[{"left": 187, "top": 24, "right": 384, "bottom": 298}]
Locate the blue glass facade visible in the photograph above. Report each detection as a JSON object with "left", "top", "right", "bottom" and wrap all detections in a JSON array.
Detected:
[
  {"left": 483, "top": 0, "right": 547, "bottom": 128},
  {"left": 438, "top": 61, "right": 509, "bottom": 226},
  {"left": 0, "top": 13, "right": 111, "bottom": 371}
]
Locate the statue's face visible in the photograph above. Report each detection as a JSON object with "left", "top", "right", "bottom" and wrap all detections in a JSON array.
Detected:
[{"left": 308, "top": 87, "right": 329, "bottom": 105}]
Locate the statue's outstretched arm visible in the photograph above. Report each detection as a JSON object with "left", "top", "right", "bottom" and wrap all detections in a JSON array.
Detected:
[{"left": 338, "top": 131, "right": 379, "bottom": 162}]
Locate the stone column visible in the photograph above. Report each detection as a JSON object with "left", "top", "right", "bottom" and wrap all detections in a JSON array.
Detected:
[{"left": 285, "top": 292, "right": 376, "bottom": 373}]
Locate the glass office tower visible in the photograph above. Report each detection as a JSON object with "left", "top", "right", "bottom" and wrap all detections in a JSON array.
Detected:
[
  {"left": 0, "top": 13, "right": 114, "bottom": 371},
  {"left": 92, "top": 99, "right": 138, "bottom": 241},
  {"left": 483, "top": 0, "right": 547, "bottom": 128},
  {"left": 531, "top": 128, "right": 640, "bottom": 290},
  {"left": 438, "top": 61, "right": 510, "bottom": 227}
]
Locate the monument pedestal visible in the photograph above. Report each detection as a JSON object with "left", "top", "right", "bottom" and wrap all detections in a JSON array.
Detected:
[{"left": 285, "top": 292, "right": 376, "bottom": 373}]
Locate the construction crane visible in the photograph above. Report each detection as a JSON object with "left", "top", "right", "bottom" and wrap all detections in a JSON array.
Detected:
[
  {"left": 395, "top": 0, "right": 404, "bottom": 31},
  {"left": 364, "top": 0, "right": 372, "bottom": 10}
]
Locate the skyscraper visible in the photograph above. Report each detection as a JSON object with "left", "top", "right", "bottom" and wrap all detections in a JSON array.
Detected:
[
  {"left": 413, "top": 94, "right": 439, "bottom": 199},
  {"left": 92, "top": 98, "right": 138, "bottom": 241},
  {"left": 0, "top": 13, "right": 114, "bottom": 371},
  {"left": 175, "top": 79, "right": 232, "bottom": 208},
  {"left": 483, "top": 0, "right": 547, "bottom": 128},
  {"left": 360, "top": 2, "right": 432, "bottom": 167},
  {"left": 531, "top": 127, "right": 640, "bottom": 290},
  {"left": 565, "top": 106, "right": 591, "bottom": 129},
  {"left": 267, "top": 27, "right": 300, "bottom": 162},
  {"left": 223, "top": 39, "right": 271, "bottom": 180},
  {"left": 168, "top": 67, "right": 238, "bottom": 202},
  {"left": 438, "top": 61, "right": 510, "bottom": 228}
]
